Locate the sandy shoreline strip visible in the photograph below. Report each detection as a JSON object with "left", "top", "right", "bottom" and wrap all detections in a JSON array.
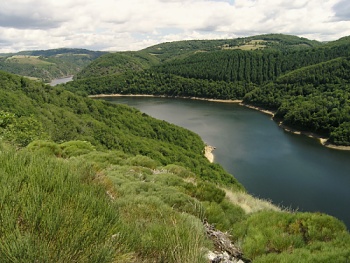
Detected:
[
  {"left": 239, "top": 103, "right": 275, "bottom": 117},
  {"left": 204, "top": 145, "right": 215, "bottom": 163},
  {"left": 279, "top": 122, "right": 350, "bottom": 151},
  {"left": 89, "top": 93, "right": 243, "bottom": 103}
]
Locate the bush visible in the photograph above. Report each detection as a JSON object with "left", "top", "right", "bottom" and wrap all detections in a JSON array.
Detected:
[
  {"left": 193, "top": 182, "right": 226, "bottom": 203},
  {"left": 124, "top": 155, "right": 160, "bottom": 169},
  {"left": 27, "top": 140, "right": 62, "bottom": 157},
  {"left": 231, "top": 210, "right": 350, "bottom": 262},
  {"left": 203, "top": 200, "right": 245, "bottom": 231},
  {"left": 59, "top": 140, "right": 96, "bottom": 157}
]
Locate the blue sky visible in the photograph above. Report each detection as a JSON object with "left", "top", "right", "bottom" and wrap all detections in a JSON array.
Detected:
[{"left": 0, "top": 0, "right": 350, "bottom": 53}]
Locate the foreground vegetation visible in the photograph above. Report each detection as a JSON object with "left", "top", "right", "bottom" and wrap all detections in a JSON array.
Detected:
[
  {"left": 1, "top": 68, "right": 350, "bottom": 262},
  {"left": 1, "top": 139, "right": 349, "bottom": 262}
]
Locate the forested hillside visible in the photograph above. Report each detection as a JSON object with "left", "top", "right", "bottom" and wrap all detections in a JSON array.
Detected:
[
  {"left": 75, "top": 51, "right": 159, "bottom": 80},
  {"left": 0, "top": 70, "right": 242, "bottom": 185},
  {"left": 0, "top": 48, "right": 105, "bottom": 82},
  {"left": 141, "top": 34, "right": 322, "bottom": 62}
]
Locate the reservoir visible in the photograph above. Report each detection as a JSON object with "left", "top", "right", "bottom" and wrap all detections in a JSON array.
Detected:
[
  {"left": 49, "top": 76, "right": 73, "bottom": 86},
  {"left": 104, "top": 96, "right": 350, "bottom": 228}
]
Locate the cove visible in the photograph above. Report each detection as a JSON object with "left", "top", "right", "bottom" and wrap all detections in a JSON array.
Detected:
[{"left": 103, "top": 96, "right": 350, "bottom": 228}]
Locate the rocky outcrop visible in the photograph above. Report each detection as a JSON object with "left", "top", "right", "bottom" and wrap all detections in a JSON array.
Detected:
[{"left": 204, "top": 221, "right": 248, "bottom": 263}]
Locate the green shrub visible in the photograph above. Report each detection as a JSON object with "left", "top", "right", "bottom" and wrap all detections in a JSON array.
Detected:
[
  {"left": 164, "top": 164, "right": 196, "bottom": 178},
  {"left": 193, "top": 181, "right": 226, "bottom": 203},
  {"left": 203, "top": 200, "right": 245, "bottom": 231},
  {"left": 0, "top": 111, "right": 48, "bottom": 146},
  {"left": 27, "top": 140, "right": 62, "bottom": 157},
  {"left": 59, "top": 140, "right": 96, "bottom": 157},
  {"left": 231, "top": 210, "right": 350, "bottom": 262},
  {"left": 124, "top": 155, "right": 160, "bottom": 169}
]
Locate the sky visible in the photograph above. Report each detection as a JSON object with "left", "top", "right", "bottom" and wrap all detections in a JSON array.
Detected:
[{"left": 1, "top": 0, "right": 350, "bottom": 53}]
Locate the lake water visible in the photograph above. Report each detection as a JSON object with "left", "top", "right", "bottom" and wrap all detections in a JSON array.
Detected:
[
  {"left": 49, "top": 76, "right": 73, "bottom": 86},
  {"left": 104, "top": 96, "right": 350, "bottom": 228}
]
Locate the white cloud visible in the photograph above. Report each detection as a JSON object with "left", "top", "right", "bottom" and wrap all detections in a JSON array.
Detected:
[{"left": 0, "top": 0, "right": 349, "bottom": 53}]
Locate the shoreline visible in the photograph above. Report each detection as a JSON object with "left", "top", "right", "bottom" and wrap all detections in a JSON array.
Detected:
[
  {"left": 91, "top": 94, "right": 350, "bottom": 151},
  {"left": 89, "top": 93, "right": 243, "bottom": 103},
  {"left": 204, "top": 145, "right": 215, "bottom": 163},
  {"left": 239, "top": 103, "right": 275, "bottom": 117},
  {"left": 243, "top": 105, "right": 350, "bottom": 151}
]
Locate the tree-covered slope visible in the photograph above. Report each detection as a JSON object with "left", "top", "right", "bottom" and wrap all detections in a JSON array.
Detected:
[
  {"left": 142, "top": 34, "right": 322, "bottom": 62},
  {"left": 0, "top": 48, "right": 105, "bottom": 82},
  {"left": 152, "top": 37, "right": 349, "bottom": 85},
  {"left": 73, "top": 33, "right": 323, "bottom": 82},
  {"left": 75, "top": 51, "right": 159, "bottom": 80},
  {"left": 65, "top": 70, "right": 256, "bottom": 100},
  {"left": 243, "top": 57, "right": 350, "bottom": 145},
  {"left": 0, "top": 70, "right": 242, "bottom": 187}
]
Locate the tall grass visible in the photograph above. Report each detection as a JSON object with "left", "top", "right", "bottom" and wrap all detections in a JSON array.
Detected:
[{"left": 0, "top": 146, "right": 128, "bottom": 262}]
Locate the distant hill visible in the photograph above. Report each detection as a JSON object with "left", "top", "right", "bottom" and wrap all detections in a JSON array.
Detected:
[
  {"left": 0, "top": 48, "right": 105, "bottom": 82},
  {"left": 74, "top": 33, "right": 324, "bottom": 80},
  {"left": 141, "top": 33, "right": 323, "bottom": 62},
  {"left": 75, "top": 51, "right": 159, "bottom": 80}
]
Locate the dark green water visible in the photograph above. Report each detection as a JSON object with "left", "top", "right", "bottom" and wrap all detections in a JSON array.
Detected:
[{"left": 104, "top": 96, "right": 350, "bottom": 228}]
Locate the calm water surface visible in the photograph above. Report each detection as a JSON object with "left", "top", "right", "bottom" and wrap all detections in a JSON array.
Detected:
[
  {"left": 50, "top": 76, "right": 73, "bottom": 86},
  {"left": 104, "top": 97, "right": 350, "bottom": 228}
]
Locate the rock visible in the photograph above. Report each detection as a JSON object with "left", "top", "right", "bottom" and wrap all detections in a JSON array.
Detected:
[{"left": 204, "top": 220, "right": 248, "bottom": 263}]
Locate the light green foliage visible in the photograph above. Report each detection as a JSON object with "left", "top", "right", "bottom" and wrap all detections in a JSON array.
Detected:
[
  {"left": 203, "top": 200, "right": 245, "bottom": 231},
  {"left": 0, "top": 110, "right": 48, "bottom": 146},
  {"left": 231, "top": 211, "right": 350, "bottom": 262},
  {"left": 27, "top": 140, "right": 62, "bottom": 156},
  {"left": 163, "top": 164, "right": 196, "bottom": 178},
  {"left": 59, "top": 140, "right": 96, "bottom": 157},
  {"left": 0, "top": 147, "right": 128, "bottom": 262},
  {"left": 115, "top": 196, "right": 210, "bottom": 263},
  {"left": 193, "top": 181, "right": 226, "bottom": 203},
  {"left": 124, "top": 155, "right": 160, "bottom": 169}
]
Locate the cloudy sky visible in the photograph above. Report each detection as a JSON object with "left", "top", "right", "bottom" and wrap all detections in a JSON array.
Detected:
[{"left": 1, "top": 0, "right": 350, "bottom": 53}]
